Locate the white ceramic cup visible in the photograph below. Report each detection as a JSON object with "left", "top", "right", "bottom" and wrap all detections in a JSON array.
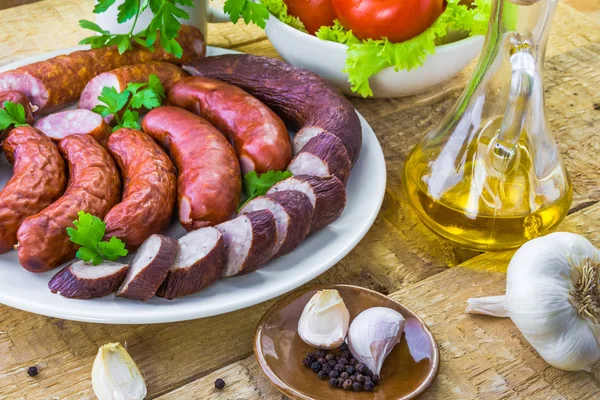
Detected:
[{"left": 95, "top": 0, "right": 229, "bottom": 39}]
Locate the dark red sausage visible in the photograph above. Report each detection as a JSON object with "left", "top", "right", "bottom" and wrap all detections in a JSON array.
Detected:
[
  {"left": 103, "top": 128, "right": 177, "bottom": 249},
  {"left": 141, "top": 106, "right": 241, "bottom": 230},
  {"left": 183, "top": 54, "right": 362, "bottom": 165},
  {"left": 0, "top": 25, "right": 205, "bottom": 113},
  {"left": 0, "top": 127, "right": 66, "bottom": 253},
  {"left": 17, "top": 134, "right": 121, "bottom": 273},
  {"left": 0, "top": 91, "right": 34, "bottom": 146},
  {"left": 168, "top": 76, "right": 292, "bottom": 174},
  {"left": 34, "top": 109, "right": 112, "bottom": 146}
]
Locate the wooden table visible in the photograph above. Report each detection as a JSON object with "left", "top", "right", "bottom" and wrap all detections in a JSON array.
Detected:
[{"left": 1, "top": 1, "right": 600, "bottom": 399}]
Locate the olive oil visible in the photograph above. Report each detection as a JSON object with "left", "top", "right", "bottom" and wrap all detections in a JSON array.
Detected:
[{"left": 404, "top": 134, "right": 572, "bottom": 251}]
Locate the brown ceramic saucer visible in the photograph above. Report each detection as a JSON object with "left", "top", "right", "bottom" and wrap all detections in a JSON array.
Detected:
[{"left": 254, "top": 284, "right": 440, "bottom": 400}]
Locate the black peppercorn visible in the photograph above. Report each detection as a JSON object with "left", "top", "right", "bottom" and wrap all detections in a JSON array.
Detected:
[
  {"left": 349, "top": 358, "right": 357, "bottom": 365},
  {"left": 329, "top": 378, "right": 338, "bottom": 387},
  {"left": 364, "top": 375, "right": 372, "bottom": 384},
  {"left": 317, "top": 357, "right": 326, "bottom": 364},
  {"left": 356, "top": 363, "right": 367, "bottom": 374},
  {"left": 355, "top": 374, "right": 365, "bottom": 383},
  {"left": 340, "top": 342, "right": 349, "bottom": 351},
  {"left": 340, "top": 372, "right": 349, "bottom": 380},
  {"left": 317, "top": 370, "right": 328, "bottom": 380},
  {"left": 303, "top": 358, "right": 312, "bottom": 368},
  {"left": 310, "top": 362, "right": 321, "bottom": 372},
  {"left": 307, "top": 353, "right": 317, "bottom": 362},
  {"left": 215, "top": 378, "right": 225, "bottom": 390},
  {"left": 343, "top": 379, "right": 353, "bottom": 390},
  {"left": 322, "top": 363, "right": 332, "bottom": 373},
  {"left": 317, "top": 349, "right": 326, "bottom": 358},
  {"left": 352, "top": 382, "right": 362, "bottom": 391},
  {"left": 334, "top": 364, "right": 345, "bottom": 372},
  {"left": 349, "top": 375, "right": 357, "bottom": 382},
  {"left": 328, "top": 359, "right": 337, "bottom": 367},
  {"left": 26, "top": 366, "right": 38, "bottom": 377},
  {"left": 341, "top": 350, "right": 351, "bottom": 359},
  {"left": 329, "top": 370, "right": 340, "bottom": 379},
  {"left": 337, "top": 377, "right": 345, "bottom": 387},
  {"left": 346, "top": 366, "right": 356, "bottom": 375},
  {"left": 364, "top": 369, "right": 373, "bottom": 377},
  {"left": 364, "top": 381, "right": 375, "bottom": 391},
  {"left": 325, "top": 353, "right": 335, "bottom": 361},
  {"left": 371, "top": 375, "right": 380, "bottom": 384},
  {"left": 338, "top": 357, "right": 348, "bottom": 366}
]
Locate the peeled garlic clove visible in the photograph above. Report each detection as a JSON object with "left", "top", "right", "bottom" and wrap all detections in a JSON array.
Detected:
[
  {"left": 347, "top": 307, "right": 405, "bottom": 375},
  {"left": 298, "top": 289, "right": 350, "bottom": 349},
  {"left": 92, "top": 342, "right": 147, "bottom": 400}
]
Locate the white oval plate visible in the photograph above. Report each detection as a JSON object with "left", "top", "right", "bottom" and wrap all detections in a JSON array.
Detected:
[{"left": 0, "top": 46, "right": 386, "bottom": 324}]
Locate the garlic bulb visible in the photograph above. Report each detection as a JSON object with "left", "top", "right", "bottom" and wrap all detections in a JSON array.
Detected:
[
  {"left": 92, "top": 342, "right": 147, "bottom": 400},
  {"left": 347, "top": 307, "right": 405, "bottom": 375},
  {"left": 298, "top": 289, "right": 350, "bottom": 349},
  {"left": 466, "top": 232, "right": 600, "bottom": 371}
]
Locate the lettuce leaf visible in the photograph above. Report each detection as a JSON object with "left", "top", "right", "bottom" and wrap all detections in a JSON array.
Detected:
[{"left": 262, "top": 0, "right": 307, "bottom": 33}]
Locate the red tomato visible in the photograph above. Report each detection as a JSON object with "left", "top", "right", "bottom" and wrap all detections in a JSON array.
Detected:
[
  {"left": 284, "top": 0, "right": 337, "bottom": 35},
  {"left": 331, "top": 0, "right": 445, "bottom": 42}
]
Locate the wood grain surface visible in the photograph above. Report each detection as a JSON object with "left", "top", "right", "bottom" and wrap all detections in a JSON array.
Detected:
[{"left": 0, "top": 0, "right": 599, "bottom": 399}]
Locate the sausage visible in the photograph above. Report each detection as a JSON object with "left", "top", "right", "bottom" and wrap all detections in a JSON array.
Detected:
[
  {"left": 167, "top": 76, "right": 292, "bottom": 174},
  {"left": 79, "top": 62, "right": 188, "bottom": 119},
  {"left": 0, "top": 25, "right": 205, "bottom": 114},
  {"left": 34, "top": 109, "right": 112, "bottom": 145},
  {"left": 183, "top": 54, "right": 362, "bottom": 165},
  {"left": 103, "top": 128, "right": 177, "bottom": 249},
  {"left": 267, "top": 175, "right": 346, "bottom": 232},
  {"left": 17, "top": 134, "right": 121, "bottom": 273},
  {"left": 0, "top": 127, "right": 66, "bottom": 253},
  {"left": 0, "top": 91, "right": 34, "bottom": 146},
  {"left": 216, "top": 210, "right": 278, "bottom": 277},
  {"left": 156, "top": 227, "right": 225, "bottom": 299},
  {"left": 48, "top": 261, "right": 129, "bottom": 299},
  {"left": 238, "top": 190, "right": 313, "bottom": 258},
  {"left": 141, "top": 106, "right": 241, "bottom": 230}
]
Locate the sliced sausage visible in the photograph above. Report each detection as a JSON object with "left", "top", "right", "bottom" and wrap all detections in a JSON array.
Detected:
[
  {"left": 141, "top": 106, "right": 241, "bottom": 231},
  {"left": 34, "top": 109, "right": 112, "bottom": 145},
  {"left": 48, "top": 260, "right": 128, "bottom": 299},
  {"left": 0, "top": 91, "right": 35, "bottom": 146},
  {"left": 79, "top": 61, "right": 188, "bottom": 118},
  {"left": 239, "top": 191, "right": 313, "bottom": 258},
  {"left": 17, "top": 134, "right": 121, "bottom": 273},
  {"left": 117, "top": 234, "right": 178, "bottom": 301},
  {"left": 0, "top": 25, "right": 205, "bottom": 113},
  {"left": 0, "top": 127, "right": 66, "bottom": 253},
  {"left": 167, "top": 76, "right": 291, "bottom": 174},
  {"left": 103, "top": 128, "right": 177, "bottom": 249},
  {"left": 156, "top": 227, "right": 225, "bottom": 299},
  {"left": 287, "top": 132, "right": 351, "bottom": 184},
  {"left": 183, "top": 54, "right": 361, "bottom": 165},
  {"left": 216, "top": 210, "right": 277, "bottom": 277},
  {"left": 267, "top": 175, "right": 346, "bottom": 232}
]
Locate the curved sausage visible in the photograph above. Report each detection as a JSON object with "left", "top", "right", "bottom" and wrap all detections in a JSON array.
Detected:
[
  {"left": 34, "top": 109, "right": 112, "bottom": 146},
  {"left": 167, "top": 76, "right": 291, "bottom": 174},
  {"left": 0, "top": 127, "right": 66, "bottom": 253},
  {"left": 0, "top": 25, "right": 205, "bottom": 114},
  {"left": 17, "top": 134, "right": 121, "bottom": 273},
  {"left": 141, "top": 106, "right": 241, "bottom": 231},
  {"left": 79, "top": 61, "right": 188, "bottom": 117},
  {"left": 0, "top": 91, "right": 34, "bottom": 146},
  {"left": 183, "top": 54, "right": 362, "bottom": 165},
  {"left": 103, "top": 128, "right": 177, "bottom": 249}
]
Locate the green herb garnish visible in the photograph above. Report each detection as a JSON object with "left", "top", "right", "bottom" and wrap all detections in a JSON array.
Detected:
[
  {"left": 223, "top": 0, "right": 270, "bottom": 28},
  {"left": 239, "top": 170, "right": 293, "bottom": 209},
  {"left": 67, "top": 211, "right": 128, "bottom": 266},
  {"left": 0, "top": 101, "right": 29, "bottom": 131}
]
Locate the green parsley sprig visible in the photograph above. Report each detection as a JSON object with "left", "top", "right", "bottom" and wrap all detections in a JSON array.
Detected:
[
  {"left": 0, "top": 101, "right": 29, "bottom": 131},
  {"left": 239, "top": 170, "right": 292, "bottom": 209},
  {"left": 92, "top": 74, "right": 165, "bottom": 131},
  {"left": 79, "top": 0, "right": 194, "bottom": 57},
  {"left": 223, "top": 0, "right": 269, "bottom": 28},
  {"left": 67, "top": 211, "right": 128, "bottom": 266}
]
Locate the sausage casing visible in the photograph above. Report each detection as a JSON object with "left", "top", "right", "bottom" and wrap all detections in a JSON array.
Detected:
[
  {"left": 104, "top": 128, "right": 177, "bottom": 249},
  {"left": 17, "top": 134, "right": 121, "bottom": 273},
  {"left": 0, "top": 127, "right": 66, "bottom": 253},
  {"left": 0, "top": 91, "right": 34, "bottom": 146},
  {"left": 142, "top": 106, "right": 241, "bottom": 230}
]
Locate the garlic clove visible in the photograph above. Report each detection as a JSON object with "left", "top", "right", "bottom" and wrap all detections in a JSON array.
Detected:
[
  {"left": 347, "top": 307, "right": 405, "bottom": 375},
  {"left": 92, "top": 342, "right": 147, "bottom": 400},
  {"left": 298, "top": 289, "right": 350, "bottom": 349}
]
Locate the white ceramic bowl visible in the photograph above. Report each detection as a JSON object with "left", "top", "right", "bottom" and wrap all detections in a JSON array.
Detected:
[{"left": 264, "top": 14, "right": 485, "bottom": 98}]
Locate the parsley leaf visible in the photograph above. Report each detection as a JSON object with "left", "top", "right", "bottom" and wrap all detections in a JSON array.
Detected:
[
  {"left": 94, "top": 0, "right": 117, "bottom": 13},
  {"left": 224, "top": 0, "right": 269, "bottom": 28},
  {"left": 0, "top": 101, "right": 30, "bottom": 131},
  {"left": 67, "top": 211, "right": 129, "bottom": 266},
  {"left": 239, "top": 170, "right": 293, "bottom": 209}
]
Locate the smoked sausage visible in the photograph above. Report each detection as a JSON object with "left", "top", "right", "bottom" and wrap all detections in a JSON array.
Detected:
[
  {"left": 103, "top": 128, "right": 177, "bottom": 249},
  {"left": 142, "top": 106, "right": 241, "bottom": 231},
  {"left": 17, "top": 134, "right": 121, "bottom": 273},
  {"left": 168, "top": 76, "right": 291, "bottom": 174},
  {"left": 0, "top": 91, "right": 34, "bottom": 146},
  {"left": 0, "top": 127, "right": 66, "bottom": 253},
  {"left": 34, "top": 109, "right": 112, "bottom": 146},
  {"left": 79, "top": 62, "right": 188, "bottom": 116},
  {"left": 183, "top": 54, "right": 362, "bottom": 165},
  {"left": 0, "top": 25, "right": 205, "bottom": 114}
]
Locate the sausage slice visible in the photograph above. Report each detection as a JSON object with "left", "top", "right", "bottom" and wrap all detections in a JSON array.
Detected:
[
  {"left": 103, "top": 128, "right": 177, "bottom": 249},
  {"left": 239, "top": 191, "right": 313, "bottom": 258},
  {"left": 17, "top": 134, "right": 121, "bottom": 273},
  {"left": 34, "top": 109, "right": 112, "bottom": 145},
  {"left": 0, "top": 127, "right": 66, "bottom": 253},
  {"left": 216, "top": 210, "right": 277, "bottom": 277},
  {"left": 48, "top": 261, "right": 129, "bottom": 299}
]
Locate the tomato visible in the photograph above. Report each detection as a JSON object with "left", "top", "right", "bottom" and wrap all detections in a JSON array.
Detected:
[
  {"left": 331, "top": 0, "right": 445, "bottom": 42},
  {"left": 284, "top": 0, "right": 337, "bottom": 35}
]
